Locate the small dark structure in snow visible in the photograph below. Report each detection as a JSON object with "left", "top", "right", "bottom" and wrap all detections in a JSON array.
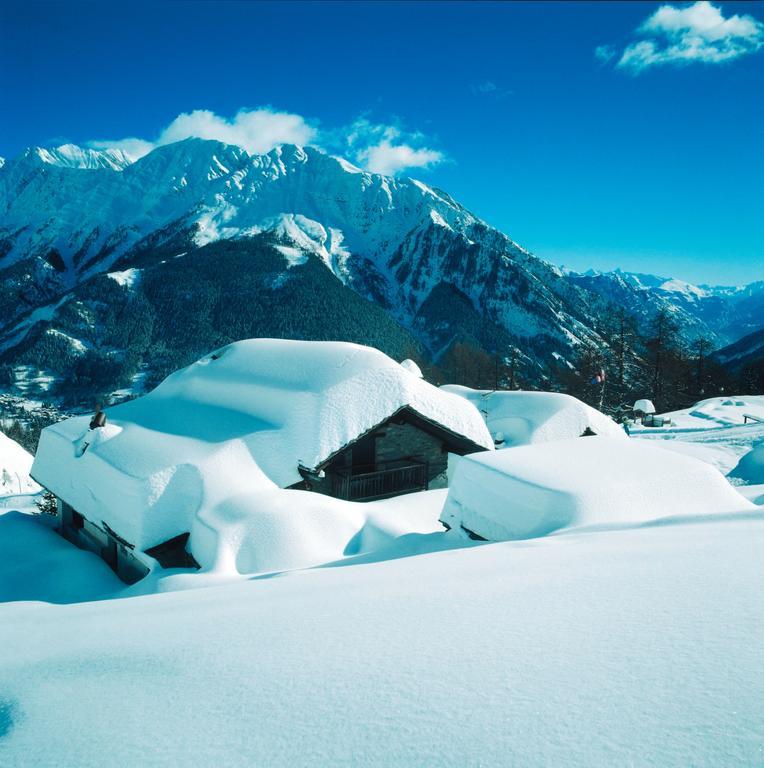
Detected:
[{"left": 632, "top": 399, "right": 668, "bottom": 427}]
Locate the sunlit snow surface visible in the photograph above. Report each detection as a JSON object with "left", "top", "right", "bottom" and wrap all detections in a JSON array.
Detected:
[
  {"left": 1, "top": 399, "right": 763, "bottom": 767},
  {"left": 0, "top": 432, "right": 39, "bottom": 494}
]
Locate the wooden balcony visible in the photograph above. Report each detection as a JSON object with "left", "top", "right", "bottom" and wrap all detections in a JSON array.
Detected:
[{"left": 331, "top": 460, "right": 428, "bottom": 502}]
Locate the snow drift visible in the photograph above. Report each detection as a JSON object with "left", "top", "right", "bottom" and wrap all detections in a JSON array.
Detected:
[
  {"left": 441, "top": 386, "right": 625, "bottom": 447},
  {"left": 2, "top": 506, "right": 763, "bottom": 767},
  {"left": 441, "top": 436, "right": 754, "bottom": 541},
  {"left": 729, "top": 442, "right": 764, "bottom": 486}
]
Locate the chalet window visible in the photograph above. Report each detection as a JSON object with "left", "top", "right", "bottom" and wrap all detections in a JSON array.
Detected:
[{"left": 71, "top": 510, "right": 84, "bottom": 531}]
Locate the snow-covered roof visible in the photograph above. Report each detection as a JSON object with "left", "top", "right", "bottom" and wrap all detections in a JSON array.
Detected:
[
  {"left": 441, "top": 386, "right": 626, "bottom": 447},
  {"left": 633, "top": 399, "right": 655, "bottom": 414},
  {"left": 32, "top": 339, "right": 492, "bottom": 553},
  {"left": 1, "top": 431, "right": 39, "bottom": 495},
  {"left": 442, "top": 437, "right": 753, "bottom": 541}
]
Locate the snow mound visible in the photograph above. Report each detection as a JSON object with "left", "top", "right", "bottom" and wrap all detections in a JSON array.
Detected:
[
  {"left": 0, "top": 509, "right": 120, "bottom": 603},
  {"left": 633, "top": 398, "right": 655, "bottom": 413},
  {"left": 0, "top": 431, "right": 39, "bottom": 495},
  {"left": 192, "top": 488, "right": 447, "bottom": 575},
  {"left": 441, "top": 386, "right": 625, "bottom": 446},
  {"left": 32, "top": 340, "right": 490, "bottom": 568},
  {"left": 442, "top": 437, "right": 753, "bottom": 541},
  {"left": 729, "top": 443, "right": 764, "bottom": 486}
]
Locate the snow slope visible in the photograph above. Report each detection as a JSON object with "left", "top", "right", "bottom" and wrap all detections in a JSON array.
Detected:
[
  {"left": 631, "top": 395, "right": 764, "bottom": 432},
  {"left": 30, "top": 144, "right": 133, "bottom": 171},
  {"left": 0, "top": 508, "right": 121, "bottom": 603},
  {"left": 2, "top": 396, "right": 764, "bottom": 765},
  {"left": 0, "top": 431, "right": 39, "bottom": 495},
  {"left": 0, "top": 509, "right": 762, "bottom": 767}
]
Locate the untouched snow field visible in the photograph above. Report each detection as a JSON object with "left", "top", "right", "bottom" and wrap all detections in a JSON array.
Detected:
[
  {"left": 0, "top": 508, "right": 762, "bottom": 767},
  {"left": 1, "top": 397, "right": 763, "bottom": 767}
]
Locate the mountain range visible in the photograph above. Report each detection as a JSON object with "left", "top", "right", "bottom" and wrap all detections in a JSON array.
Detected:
[
  {"left": 0, "top": 138, "right": 761, "bottom": 406},
  {"left": 569, "top": 268, "right": 764, "bottom": 347}
]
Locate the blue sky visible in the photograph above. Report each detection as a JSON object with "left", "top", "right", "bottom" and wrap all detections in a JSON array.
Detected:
[{"left": 1, "top": 0, "right": 762, "bottom": 284}]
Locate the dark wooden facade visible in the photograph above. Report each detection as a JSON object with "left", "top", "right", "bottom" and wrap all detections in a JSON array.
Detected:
[
  {"left": 59, "top": 501, "right": 149, "bottom": 584},
  {"left": 295, "top": 406, "right": 488, "bottom": 502}
]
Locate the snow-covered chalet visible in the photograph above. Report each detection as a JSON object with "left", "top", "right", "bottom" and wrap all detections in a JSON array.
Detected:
[{"left": 31, "top": 339, "right": 493, "bottom": 582}]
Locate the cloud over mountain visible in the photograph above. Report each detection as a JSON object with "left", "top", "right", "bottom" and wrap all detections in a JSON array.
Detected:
[{"left": 87, "top": 108, "right": 444, "bottom": 176}]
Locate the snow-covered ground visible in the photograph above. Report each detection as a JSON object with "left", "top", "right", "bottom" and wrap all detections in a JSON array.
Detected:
[
  {"left": 0, "top": 504, "right": 762, "bottom": 767},
  {"left": 1, "top": 398, "right": 763, "bottom": 766},
  {"left": 631, "top": 395, "right": 764, "bottom": 432},
  {"left": 0, "top": 430, "right": 39, "bottom": 494},
  {"left": 631, "top": 397, "right": 764, "bottom": 482}
]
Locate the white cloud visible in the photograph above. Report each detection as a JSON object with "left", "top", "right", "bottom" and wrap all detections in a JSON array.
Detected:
[
  {"left": 342, "top": 118, "right": 445, "bottom": 176},
  {"left": 86, "top": 109, "right": 443, "bottom": 176},
  {"left": 357, "top": 141, "right": 444, "bottom": 176},
  {"left": 597, "top": 1, "right": 764, "bottom": 74},
  {"left": 156, "top": 108, "right": 317, "bottom": 154},
  {"left": 87, "top": 107, "right": 317, "bottom": 160}
]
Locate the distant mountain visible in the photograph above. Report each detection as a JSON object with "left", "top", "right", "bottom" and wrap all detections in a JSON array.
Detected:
[
  {"left": 0, "top": 138, "right": 760, "bottom": 408},
  {"left": 0, "top": 138, "right": 610, "bottom": 402},
  {"left": 713, "top": 327, "right": 764, "bottom": 371},
  {"left": 568, "top": 268, "right": 764, "bottom": 347}
]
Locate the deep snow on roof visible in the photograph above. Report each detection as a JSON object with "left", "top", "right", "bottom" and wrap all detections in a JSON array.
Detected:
[
  {"left": 441, "top": 385, "right": 625, "bottom": 447},
  {"left": 442, "top": 436, "right": 753, "bottom": 541},
  {"left": 32, "top": 339, "right": 492, "bottom": 554}
]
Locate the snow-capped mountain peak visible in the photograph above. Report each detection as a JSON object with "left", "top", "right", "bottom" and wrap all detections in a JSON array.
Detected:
[
  {"left": 1, "top": 136, "right": 761, "bottom": 383},
  {"left": 0, "top": 136, "right": 601, "bottom": 374},
  {"left": 31, "top": 143, "right": 134, "bottom": 171}
]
